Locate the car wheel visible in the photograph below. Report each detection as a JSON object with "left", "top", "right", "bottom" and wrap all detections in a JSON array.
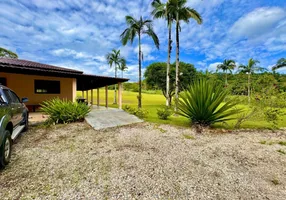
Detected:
[
  {"left": 23, "top": 113, "right": 29, "bottom": 132},
  {"left": 0, "top": 130, "right": 12, "bottom": 168}
]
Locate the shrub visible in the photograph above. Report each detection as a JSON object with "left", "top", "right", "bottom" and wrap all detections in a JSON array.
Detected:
[
  {"left": 135, "top": 108, "right": 149, "bottom": 119},
  {"left": 264, "top": 108, "right": 282, "bottom": 129},
  {"left": 40, "top": 98, "right": 91, "bottom": 124},
  {"left": 122, "top": 105, "right": 136, "bottom": 114},
  {"left": 157, "top": 106, "right": 172, "bottom": 120},
  {"left": 122, "top": 105, "right": 148, "bottom": 119},
  {"left": 177, "top": 78, "right": 241, "bottom": 127}
]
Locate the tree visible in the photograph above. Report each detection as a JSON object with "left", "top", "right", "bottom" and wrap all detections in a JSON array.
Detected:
[
  {"left": 151, "top": 0, "right": 174, "bottom": 107},
  {"left": 239, "top": 58, "right": 265, "bottom": 103},
  {"left": 121, "top": 16, "right": 159, "bottom": 108},
  {"left": 168, "top": 0, "right": 202, "bottom": 112},
  {"left": 216, "top": 59, "right": 236, "bottom": 86},
  {"left": 118, "top": 64, "right": 128, "bottom": 78},
  {"left": 144, "top": 61, "right": 196, "bottom": 105},
  {"left": 0, "top": 47, "right": 18, "bottom": 58},
  {"left": 106, "top": 49, "right": 126, "bottom": 104},
  {"left": 272, "top": 58, "right": 286, "bottom": 71}
]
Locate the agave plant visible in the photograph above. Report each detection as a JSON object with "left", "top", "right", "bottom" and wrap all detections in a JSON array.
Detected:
[{"left": 177, "top": 78, "right": 241, "bottom": 126}]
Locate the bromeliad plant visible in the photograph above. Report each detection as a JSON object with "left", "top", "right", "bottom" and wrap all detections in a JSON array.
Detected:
[
  {"left": 177, "top": 78, "right": 241, "bottom": 127},
  {"left": 40, "top": 98, "right": 91, "bottom": 124}
]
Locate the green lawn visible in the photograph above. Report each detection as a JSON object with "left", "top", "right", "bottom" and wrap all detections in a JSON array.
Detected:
[{"left": 78, "top": 90, "right": 286, "bottom": 129}]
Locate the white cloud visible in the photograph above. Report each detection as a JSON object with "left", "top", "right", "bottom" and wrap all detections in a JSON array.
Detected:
[
  {"left": 208, "top": 62, "right": 221, "bottom": 72},
  {"left": 230, "top": 7, "right": 286, "bottom": 38}
]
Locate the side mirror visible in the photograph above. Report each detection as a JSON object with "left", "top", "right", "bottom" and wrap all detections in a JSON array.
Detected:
[{"left": 22, "top": 98, "right": 29, "bottom": 103}]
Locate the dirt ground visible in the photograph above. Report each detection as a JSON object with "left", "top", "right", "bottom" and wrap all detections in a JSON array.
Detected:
[{"left": 0, "top": 122, "right": 286, "bottom": 199}]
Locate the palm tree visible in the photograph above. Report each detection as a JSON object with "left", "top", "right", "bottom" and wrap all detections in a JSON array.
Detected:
[
  {"left": 239, "top": 58, "right": 265, "bottom": 103},
  {"left": 119, "top": 64, "right": 128, "bottom": 78},
  {"left": 168, "top": 0, "right": 202, "bottom": 112},
  {"left": 121, "top": 16, "right": 159, "bottom": 108},
  {"left": 216, "top": 59, "right": 236, "bottom": 86},
  {"left": 272, "top": 58, "right": 286, "bottom": 71},
  {"left": 106, "top": 49, "right": 126, "bottom": 104},
  {"left": 151, "top": 0, "right": 174, "bottom": 107}
]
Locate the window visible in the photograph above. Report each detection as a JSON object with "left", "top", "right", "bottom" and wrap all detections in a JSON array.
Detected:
[
  {"left": 9, "top": 91, "right": 20, "bottom": 103},
  {"left": 0, "top": 77, "right": 7, "bottom": 86},
  {"left": 3, "top": 89, "right": 12, "bottom": 103},
  {"left": 34, "top": 80, "right": 60, "bottom": 94}
]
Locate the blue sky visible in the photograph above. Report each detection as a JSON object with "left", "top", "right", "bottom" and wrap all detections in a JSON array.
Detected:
[{"left": 0, "top": 0, "right": 286, "bottom": 82}]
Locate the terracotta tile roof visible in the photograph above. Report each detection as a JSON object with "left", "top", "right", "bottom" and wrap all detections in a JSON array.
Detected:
[{"left": 0, "top": 58, "right": 83, "bottom": 74}]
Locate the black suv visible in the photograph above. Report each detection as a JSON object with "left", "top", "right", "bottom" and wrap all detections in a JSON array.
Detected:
[{"left": 0, "top": 85, "right": 29, "bottom": 168}]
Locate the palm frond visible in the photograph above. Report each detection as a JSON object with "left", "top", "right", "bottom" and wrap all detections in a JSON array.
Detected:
[{"left": 143, "top": 24, "right": 160, "bottom": 49}]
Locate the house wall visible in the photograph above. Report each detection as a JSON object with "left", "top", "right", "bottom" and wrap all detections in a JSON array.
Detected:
[{"left": 1, "top": 72, "right": 77, "bottom": 105}]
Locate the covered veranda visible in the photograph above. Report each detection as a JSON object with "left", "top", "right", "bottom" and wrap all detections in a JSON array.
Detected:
[{"left": 76, "top": 74, "right": 129, "bottom": 109}]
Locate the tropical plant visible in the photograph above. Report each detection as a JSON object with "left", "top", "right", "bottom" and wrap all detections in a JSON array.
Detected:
[
  {"left": 151, "top": 0, "right": 174, "bottom": 107},
  {"left": 177, "top": 78, "right": 241, "bottom": 127},
  {"left": 40, "top": 98, "right": 91, "bottom": 125},
  {"left": 239, "top": 58, "right": 265, "bottom": 103},
  {"left": 0, "top": 47, "right": 18, "bottom": 58},
  {"left": 167, "top": 0, "right": 202, "bottom": 112},
  {"left": 272, "top": 58, "right": 286, "bottom": 71},
  {"left": 118, "top": 64, "right": 128, "bottom": 78},
  {"left": 217, "top": 59, "right": 236, "bottom": 86},
  {"left": 106, "top": 49, "right": 126, "bottom": 104},
  {"left": 121, "top": 16, "right": 159, "bottom": 108},
  {"left": 157, "top": 106, "right": 172, "bottom": 120}
]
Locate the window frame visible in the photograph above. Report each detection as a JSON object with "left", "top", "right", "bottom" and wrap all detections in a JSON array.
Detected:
[{"left": 34, "top": 80, "right": 61, "bottom": 94}]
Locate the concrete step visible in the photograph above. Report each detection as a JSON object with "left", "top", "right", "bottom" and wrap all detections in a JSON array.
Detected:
[{"left": 85, "top": 107, "right": 143, "bottom": 130}]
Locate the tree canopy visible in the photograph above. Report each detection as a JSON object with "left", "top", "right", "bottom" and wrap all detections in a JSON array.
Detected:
[
  {"left": 144, "top": 61, "right": 196, "bottom": 104},
  {"left": 0, "top": 47, "right": 18, "bottom": 58}
]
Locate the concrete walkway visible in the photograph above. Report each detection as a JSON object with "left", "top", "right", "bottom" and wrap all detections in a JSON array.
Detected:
[{"left": 85, "top": 106, "right": 143, "bottom": 130}]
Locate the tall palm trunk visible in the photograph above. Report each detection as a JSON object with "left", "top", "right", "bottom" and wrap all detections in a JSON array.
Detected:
[
  {"left": 174, "top": 16, "right": 180, "bottom": 112},
  {"left": 166, "top": 22, "right": 171, "bottom": 107},
  {"left": 248, "top": 72, "right": 251, "bottom": 104},
  {"left": 114, "top": 66, "right": 117, "bottom": 104},
  {"left": 138, "top": 33, "right": 142, "bottom": 108},
  {"left": 225, "top": 72, "right": 228, "bottom": 86}
]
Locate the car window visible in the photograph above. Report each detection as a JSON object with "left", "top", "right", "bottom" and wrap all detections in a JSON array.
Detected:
[
  {"left": 9, "top": 91, "right": 21, "bottom": 103},
  {"left": 3, "top": 89, "right": 12, "bottom": 104},
  {"left": 0, "top": 95, "right": 4, "bottom": 104}
]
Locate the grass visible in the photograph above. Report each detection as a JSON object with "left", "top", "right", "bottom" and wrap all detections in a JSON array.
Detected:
[
  {"left": 277, "top": 149, "right": 286, "bottom": 155},
  {"left": 259, "top": 140, "right": 286, "bottom": 146},
  {"left": 77, "top": 89, "right": 286, "bottom": 129},
  {"left": 182, "top": 134, "right": 195, "bottom": 140},
  {"left": 271, "top": 178, "right": 280, "bottom": 185}
]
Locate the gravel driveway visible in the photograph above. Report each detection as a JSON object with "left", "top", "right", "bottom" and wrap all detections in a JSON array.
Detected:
[{"left": 0, "top": 122, "right": 286, "bottom": 199}]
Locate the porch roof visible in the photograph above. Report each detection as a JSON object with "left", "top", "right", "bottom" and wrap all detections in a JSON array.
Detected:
[{"left": 0, "top": 58, "right": 129, "bottom": 90}]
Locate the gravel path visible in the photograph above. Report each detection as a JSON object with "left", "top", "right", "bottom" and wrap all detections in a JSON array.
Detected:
[{"left": 0, "top": 122, "right": 286, "bottom": 199}]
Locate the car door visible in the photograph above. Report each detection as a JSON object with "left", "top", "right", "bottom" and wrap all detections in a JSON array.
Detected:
[{"left": 8, "top": 90, "right": 23, "bottom": 126}]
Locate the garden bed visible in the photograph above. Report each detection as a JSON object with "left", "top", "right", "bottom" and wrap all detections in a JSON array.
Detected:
[{"left": 0, "top": 123, "right": 286, "bottom": 199}]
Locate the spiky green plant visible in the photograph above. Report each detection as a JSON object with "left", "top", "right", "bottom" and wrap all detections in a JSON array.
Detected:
[
  {"left": 40, "top": 98, "right": 91, "bottom": 124},
  {"left": 177, "top": 78, "right": 241, "bottom": 126}
]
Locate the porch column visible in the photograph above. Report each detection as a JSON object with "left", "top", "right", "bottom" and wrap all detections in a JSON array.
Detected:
[
  {"left": 97, "top": 88, "right": 100, "bottom": 107},
  {"left": 86, "top": 90, "right": 89, "bottom": 104},
  {"left": 118, "top": 82, "right": 122, "bottom": 109},
  {"left": 105, "top": 85, "right": 108, "bottom": 108},
  {"left": 82, "top": 90, "right": 84, "bottom": 98},
  {"left": 91, "top": 89, "right": 94, "bottom": 105}
]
